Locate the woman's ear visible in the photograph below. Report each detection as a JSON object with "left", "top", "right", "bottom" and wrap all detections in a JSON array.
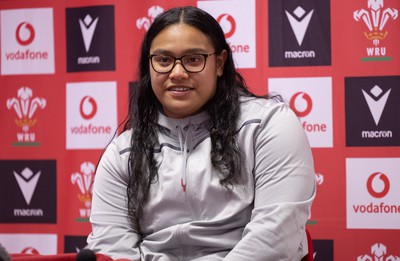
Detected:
[{"left": 216, "top": 49, "right": 228, "bottom": 77}]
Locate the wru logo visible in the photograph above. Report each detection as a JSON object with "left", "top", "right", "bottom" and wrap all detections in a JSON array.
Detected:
[
  {"left": 71, "top": 162, "right": 95, "bottom": 219},
  {"left": 6, "top": 87, "right": 46, "bottom": 135},
  {"left": 354, "top": 0, "right": 398, "bottom": 46},
  {"left": 358, "top": 243, "right": 400, "bottom": 261}
]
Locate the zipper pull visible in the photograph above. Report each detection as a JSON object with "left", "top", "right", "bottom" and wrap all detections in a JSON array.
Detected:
[{"left": 180, "top": 178, "right": 186, "bottom": 192}]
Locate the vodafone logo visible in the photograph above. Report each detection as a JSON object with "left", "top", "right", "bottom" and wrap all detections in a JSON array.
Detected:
[
  {"left": 197, "top": 1, "right": 256, "bottom": 68},
  {"left": 290, "top": 92, "right": 313, "bottom": 117},
  {"left": 347, "top": 158, "right": 400, "bottom": 229},
  {"left": 79, "top": 96, "right": 97, "bottom": 120},
  {"left": 66, "top": 81, "right": 117, "bottom": 149},
  {"left": 1, "top": 8, "right": 55, "bottom": 75},
  {"left": 21, "top": 247, "right": 40, "bottom": 255},
  {"left": 268, "top": 77, "right": 332, "bottom": 147},
  {"left": 366, "top": 172, "right": 390, "bottom": 198},
  {"left": 16, "top": 22, "right": 35, "bottom": 46},
  {"left": 217, "top": 14, "right": 236, "bottom": 38}
]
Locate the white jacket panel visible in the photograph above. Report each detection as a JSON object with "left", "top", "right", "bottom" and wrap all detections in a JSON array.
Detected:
[{"left": 87, "top": 97, "right": 316, "bottom": 261}]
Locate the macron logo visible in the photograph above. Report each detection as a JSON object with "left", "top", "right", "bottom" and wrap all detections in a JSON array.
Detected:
[
  {"left": 362, "top": 85, "right": 391, "bottom": 126},
  {"left": 285, "top": 6, "right": 314, "bottom": 46},
  {"left": 14, "top": 167, "right": 41, "bottom": 205},
  {"left": 79, "top": 14, "right": 99, "bottom": 52}
]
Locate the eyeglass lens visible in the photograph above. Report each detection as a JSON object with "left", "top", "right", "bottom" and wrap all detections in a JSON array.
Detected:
[{"left": 150, "top": 54, "right": 210, "bottom": 73}]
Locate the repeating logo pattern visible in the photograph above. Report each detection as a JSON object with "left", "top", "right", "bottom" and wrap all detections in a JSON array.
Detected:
[
  {"left": 66, "top": 5, "right": 115, "bottom": 72},
  {"left": 71, "top": 161, "right": 95, "bottom": 221},
  {"left": 346, "top": 158, "right": 400, "bottom": 229},
  {"left": 345, "top": 76, "right": 400, "bottom": 146},
  {"left": 358, "top": 243, "right": 400, "bottom": 261},
  {"left": 66, "top": 81, "right": 117, "bottom": 149},
  {"left": 6, "top": 87, "right": 46, "bottom": 146},
  {"left": 268, "top": 77, "right": 333, "bottom": 148},
  {"left": 0, "top": 1, "right": 399, "bottom": 259},
  {"left": 0, "top": 160, "right": 57, "bottom": 223},
  {"left": 0, "top": 8, "right": 55, "bottom": 75},
  {"left": 268, "top": 0, "right": 331, "bottom": 66},
  {"left": 354, "top": 0, "right": 398, "bottom": 61},
  {"left": 136, "top": 5, "right": 164, "bottom": 31},
  {"left": 198, "top": 0, "right": 256, "bottom": 68}
]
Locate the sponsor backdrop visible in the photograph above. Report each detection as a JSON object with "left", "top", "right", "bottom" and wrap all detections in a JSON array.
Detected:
[{"left": 0, "top": 0, "right": 399, "bottom": 260}]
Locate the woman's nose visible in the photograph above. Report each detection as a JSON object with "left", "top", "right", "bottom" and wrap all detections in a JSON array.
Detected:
[{"left": 169, "top": 61, "right": 189, "bottom": 79}]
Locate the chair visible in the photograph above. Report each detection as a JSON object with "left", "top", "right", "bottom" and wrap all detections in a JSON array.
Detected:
[{"left": 301, "top": 229, "right": 314, "bottom": 261}]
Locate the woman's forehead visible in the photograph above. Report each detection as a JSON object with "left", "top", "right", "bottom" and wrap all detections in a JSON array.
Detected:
[{"left": 150, "top": 24, "right": 213, "bottom": 54}]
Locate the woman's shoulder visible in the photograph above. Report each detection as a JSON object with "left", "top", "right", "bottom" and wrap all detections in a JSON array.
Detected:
[
  {"left": 239, "top": 96, "right": 291, "bottom": 120},
  {"left": 115, "top": 129, "right": 132, "bottom": 144},
  {"left": 105, "top": 129, "right": 132, "bottom": 157}
]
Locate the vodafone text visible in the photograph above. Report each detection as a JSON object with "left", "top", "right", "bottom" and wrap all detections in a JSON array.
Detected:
[
  {"left": 353, "top": 202, "right": 400, "bottom": 214},
  {"left": 228, "top": 42, "right": 250, "bottom": 53},
  {"left": 302, "top": 121, "right": 327, "bottom": 132},
  {"left": 6, "top": 50, "right": 48, "bottom": 60},
  {"left": 70, "top": 124, "right": 112, "bottom": 134}
]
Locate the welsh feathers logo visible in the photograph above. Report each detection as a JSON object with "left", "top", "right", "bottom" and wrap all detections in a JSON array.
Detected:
[
  {"left": 136, "top": 6, "right": 164, "bottom": 31},
  {"left": 354, "top": 1, "right": 398, "bottom": 42},
  {"left": 358, "top": 243, "right": 400, "bottom": 260},
  {"left": 353, "top": 0, "right": 398, "bottom": 61},
  {"left": 6, "top": 87, "right": 46, "bottom": 146},
  {"left": 71, "top": 161, "right": 95, "bottom": 221}
]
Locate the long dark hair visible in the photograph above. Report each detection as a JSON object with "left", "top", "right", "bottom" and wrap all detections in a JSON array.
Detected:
[{"left": 124, "top": 6, "right": 259, "bottom": 236}]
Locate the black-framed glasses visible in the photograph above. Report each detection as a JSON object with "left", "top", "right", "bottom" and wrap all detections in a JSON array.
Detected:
[{"left": 149, "top": 53, "right": 217, "bottom": 74}]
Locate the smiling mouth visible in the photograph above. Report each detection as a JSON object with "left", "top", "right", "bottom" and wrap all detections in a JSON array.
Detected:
[{"left": 168, "top": 87, "right": 193, "bottom": 92}]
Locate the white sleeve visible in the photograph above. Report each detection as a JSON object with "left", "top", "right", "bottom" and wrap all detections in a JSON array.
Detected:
[
  {"left": 86, "top": 134, "right": 141, "bottom": 260},
  {"left": 225, "top": 104, "right": 316, "bottom": 261}
]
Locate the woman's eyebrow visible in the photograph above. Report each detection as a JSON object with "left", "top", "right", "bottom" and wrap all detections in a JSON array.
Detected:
[
  {"left": 184, "top": 48, "right": 208, "bottom": 53},
  {"left": 150, "top": 49, "right": 171, "bottom": 55},
  {"left": 150, "top": 48, "right": 209, "bottom": 55}
]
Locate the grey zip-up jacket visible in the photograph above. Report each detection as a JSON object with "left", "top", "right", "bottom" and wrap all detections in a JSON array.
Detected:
[{"left": 87, "top": 97, "right": 316, "bottom": 261}]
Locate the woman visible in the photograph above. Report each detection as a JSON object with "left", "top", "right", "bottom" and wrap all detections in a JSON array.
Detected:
[{"left": 87, "top": 6, "right": 316, "bottom": 261}]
